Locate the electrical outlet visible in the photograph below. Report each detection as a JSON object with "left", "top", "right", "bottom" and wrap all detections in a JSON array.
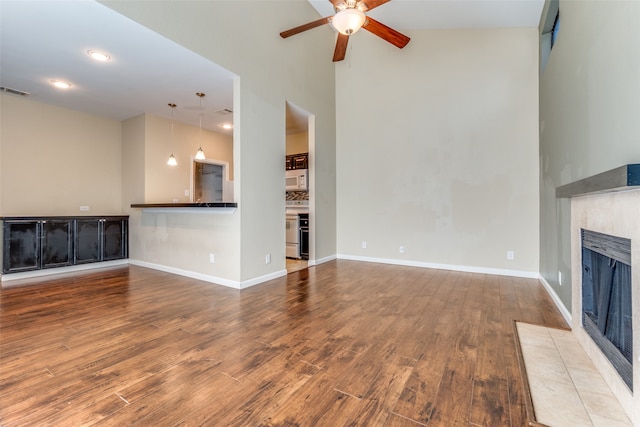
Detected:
[
  {"left": 172, "top": 198, "right": 179, "bottom": 203},
  {"left": 79, "top": 206, "right": 89, "bottom": 211},
  {"left": 361, "top": 241, "right": 367, "bottom": 249},
  {"left": 184, "top": 189, "right": 190, "bottom": 197},
  {"left": 209, "top": 253, "right": 215, "bottom": 264},
  {"left": 265, "top": 254, "right": 271, "bottom": 264},
  {"left": 399, "top": 246, "right": 405, "bottom": 254},
  {"left": 558, "top": 271, "right": 562, "bottom": 286},
  {"left": 507, "top": 251, "right": 515, "bottom": 260}
]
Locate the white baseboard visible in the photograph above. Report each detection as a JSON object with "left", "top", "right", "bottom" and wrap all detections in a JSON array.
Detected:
[
  {"left": 538, "top": 274, "right": 572, "bottom": 326},
  {"left": 336, "top": 254, "right": 540, "bottom": 279},
  {"left": 1, "top": 260, "right": 129, "bottom": 286},
  {"left": 129, "top": 259, "right": 287, "bottom": 290},
  {"left": 239, "top": 269, "right": 288, "bottom": 289},
  {"left": 309, "top": 254, "right": 337, "bottom": 267}
]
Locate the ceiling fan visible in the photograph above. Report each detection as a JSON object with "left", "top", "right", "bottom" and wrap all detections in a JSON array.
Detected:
[{"left": 280, "top": 0, "right": 410, "bottom": 62}]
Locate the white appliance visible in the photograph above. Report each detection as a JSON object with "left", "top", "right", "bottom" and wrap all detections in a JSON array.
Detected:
[
  {"left": 286, "top": 214, "right": 300, "bottom": 258},
  {"left": 286, "top": 200, "right": 309, "bottom": 259},
  {"left": 285, "top": 169, "right": 308, "bottom": 191}
]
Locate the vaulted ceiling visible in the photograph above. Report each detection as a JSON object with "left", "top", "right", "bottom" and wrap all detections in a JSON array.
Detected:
[{"left": 0, "top": 0, "right": 544, "bottom": 134}]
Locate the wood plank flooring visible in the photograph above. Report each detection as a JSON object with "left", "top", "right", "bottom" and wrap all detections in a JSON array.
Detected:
[{"left": 0, "top": 261, "right": 567, "bottom": 426}]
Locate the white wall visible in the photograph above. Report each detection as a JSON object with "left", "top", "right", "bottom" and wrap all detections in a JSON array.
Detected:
[
  {"left": 119, "top": 113, "right": 239, "bottom": 283},
  {"left": 142, "top": 114, "right": 233, "bottom": 203},
  {"left": 539, "top": 0, "right": 640, "bottom": 310},
  {"left": 103, "top": 0, "right": 337, "bottom": 284},
  {"left": 336, "top": 28, "right": 540, "bottom": 274},
  {"left": 0, "top": 93, "right": 122, "bottom": 216},
  {"left": 286, "top": 132, "right": 309, "bottom": 155}
]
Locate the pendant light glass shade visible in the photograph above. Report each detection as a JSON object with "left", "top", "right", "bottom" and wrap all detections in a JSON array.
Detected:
[
  {"left": 195, "top": 147, "right": 205, "bottom": 160},
  {"left": 167, "top": 154, "right": 177, "bottom": 166}
]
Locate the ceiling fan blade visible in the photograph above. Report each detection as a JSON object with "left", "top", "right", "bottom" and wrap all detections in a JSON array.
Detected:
[
  {"left": 363, "top": 17, "right": 410, "bottom": 48},
  {"left": 333, "top": 33, "right": 349, "bottom": 62},
  {"left": 280, "top": 17, "right": 331, "bottom": 38}
]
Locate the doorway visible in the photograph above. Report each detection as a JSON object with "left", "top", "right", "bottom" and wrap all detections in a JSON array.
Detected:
[
  {"left": 285, "top": 102, "right": 313, "bottom": 273},
  {"left": 190, "top": 158, "right": 231, "bottom": 202}
]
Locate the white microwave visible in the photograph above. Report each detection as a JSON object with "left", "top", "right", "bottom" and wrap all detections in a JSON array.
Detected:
[{"left": 286, "top": 169, "right": 308, "bottom": 191}]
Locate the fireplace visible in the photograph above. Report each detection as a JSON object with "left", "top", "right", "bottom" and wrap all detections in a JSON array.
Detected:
[
  {"left": 581, "top": 229, "right": 633, "bottom": 390},
  {"left": 557, "top": 164, "right": 640, "bottom": 425}
]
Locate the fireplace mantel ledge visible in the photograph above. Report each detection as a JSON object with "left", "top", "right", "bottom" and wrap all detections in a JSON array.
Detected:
[{"left": 556, "top": 164, "right": 640, "bottom": 198}]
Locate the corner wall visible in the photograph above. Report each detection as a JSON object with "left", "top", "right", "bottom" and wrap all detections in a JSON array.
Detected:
[
  {"left": 539, "top": 0, "right": 640, "bottom": 311},
  {"left": 103, "top": 0, "right": 337, "bottom": 283}
]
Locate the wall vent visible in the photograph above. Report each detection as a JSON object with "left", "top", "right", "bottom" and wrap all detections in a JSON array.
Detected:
[
  {"left": 0, "top": 86, "right": 30, "bottom": 97},
  {"left": 216, "top": 108, "right": 233, "bottom": 115}
]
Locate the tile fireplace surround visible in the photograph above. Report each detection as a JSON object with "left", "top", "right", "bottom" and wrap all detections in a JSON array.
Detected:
[{"left": 558, "top": 165, "right": 640, "bottom": 425}]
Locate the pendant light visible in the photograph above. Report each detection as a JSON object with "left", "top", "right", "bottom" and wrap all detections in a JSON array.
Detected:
[
  {"left": 167, "top": 103, "right": 178, "bottom": 166},
  {"left": 195, "top": 92, "right": 206, "bottom": 160}
]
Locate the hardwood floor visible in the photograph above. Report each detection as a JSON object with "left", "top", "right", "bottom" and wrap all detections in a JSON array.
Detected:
[{"left": 0, "top": 261, "right": 567, "bottom": 426}]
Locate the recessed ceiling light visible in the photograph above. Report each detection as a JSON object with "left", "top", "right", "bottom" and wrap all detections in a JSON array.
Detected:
[
  {"left": 51, "top": 80, "right": 71, "bottom": 89},
  {"left": 221, "top": 123, "right": 233, "bottom": 130},
  {"left": 87, "top": 49, "right": 111, "bottom": 62}
]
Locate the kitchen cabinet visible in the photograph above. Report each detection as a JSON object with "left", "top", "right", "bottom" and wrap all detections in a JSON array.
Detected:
[
  {"left": 286, "top": 153, "right": 308, "bottom": 170},
  {"left": 1, "top": 219, "right": 74, "bottom": 273},
  {"left": 2, "top": 216, "right": 128, "bottom": 274},
  {"left": 75, "top": 217, "right": 128, "bottom": 264},
  {"left": 2, "top": 220, "right": 40, "bottom": 273},
  {"left": 42, "top": 219, "right": 74, "bottom": 269}
]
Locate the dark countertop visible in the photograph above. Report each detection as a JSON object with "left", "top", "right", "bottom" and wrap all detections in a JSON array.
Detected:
[
  {"left": 130, "top": 203, "right": 237, "bottom": 214},
  {"left": 131, "top": 203, "right": 237, "bottom": 208},
  {"left": 556, "top": 164, "right": 640, "bottom": 198}
]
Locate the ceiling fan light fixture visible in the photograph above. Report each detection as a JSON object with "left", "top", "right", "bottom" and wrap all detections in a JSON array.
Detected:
[{"left": 331, "top": 8, "right": 366, "bottom": 35}]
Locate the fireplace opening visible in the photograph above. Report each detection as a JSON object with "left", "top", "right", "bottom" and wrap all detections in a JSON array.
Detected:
[{"left": 581, "top": 229, "right": 633, "bottom": 390}]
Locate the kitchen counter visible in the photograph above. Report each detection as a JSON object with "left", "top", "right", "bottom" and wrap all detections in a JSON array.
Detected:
[
  {"left": 285, "top": 200, "right": 309, "bottom": 215},
  {"left": 131, "top": 203, "right": 237, "bottom": 214}
]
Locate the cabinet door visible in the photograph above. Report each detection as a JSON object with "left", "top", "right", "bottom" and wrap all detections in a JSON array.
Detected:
[
  {"left": 293, "top": 154, "right": 308, "bottom": 169},
  {"left": 2, "top": 220, "right": 40, "bottom": 273},
  {"left": 41, "top": 220, "right": 73, "bottom": 269},
  {"left": 75, "top": 218, "right": 101, "bottom": 264},
  {"left": 102, "top": 218, "right": 127, "bottom": 260}
]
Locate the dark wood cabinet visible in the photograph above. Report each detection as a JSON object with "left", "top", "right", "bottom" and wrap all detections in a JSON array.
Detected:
[
  {"left": 103, "top": 218, "right": 128, "bottom": 260},
  {"left": 2, "top": 220, "right": 39, "bottom": 273},
  {"left": 75, "top": 218, "right": 101, "bottom": 264},
  {"left": 75, "top": 217, "right": 128, "bottom": 264},
  {"left": 286, "top": 153, "right": 308, "bottom": 170},
  {"left": 2, "top": 216, "right": 128, "bottom": 274},
  {"left": 41, "top": 219, "right": 73, "bottom": 269}
]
